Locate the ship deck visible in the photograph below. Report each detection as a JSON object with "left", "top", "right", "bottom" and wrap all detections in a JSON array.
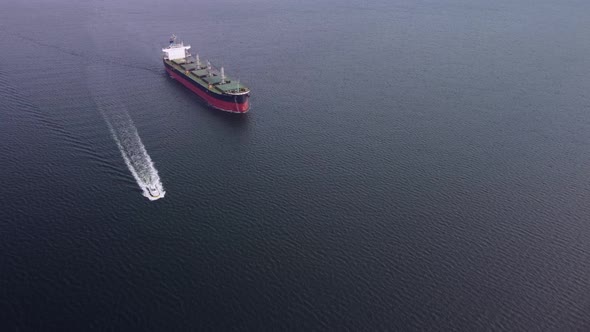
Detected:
[{"left": 166, "top": 58, "right": 249, "bottom": 95}]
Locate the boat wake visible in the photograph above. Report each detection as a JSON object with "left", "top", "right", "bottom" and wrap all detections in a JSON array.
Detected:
[
  {"left": 100, "top": 107, "right": 165, "bottom": 201},
  {"left": 84, "top": 24, "right": 164, "bottom": 201}
]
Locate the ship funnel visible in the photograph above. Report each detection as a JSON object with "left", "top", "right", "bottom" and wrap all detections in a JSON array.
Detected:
[{"left": 220, "top": 67, "right": 226, "bottom": 84}]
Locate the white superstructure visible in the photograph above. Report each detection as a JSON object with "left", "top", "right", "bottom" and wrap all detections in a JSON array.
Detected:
[{"left": 162, "top": 35, "right": 191, "bottom": 61}]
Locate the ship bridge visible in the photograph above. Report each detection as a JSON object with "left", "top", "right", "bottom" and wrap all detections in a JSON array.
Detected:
[{"left": 162, "top": 35, "right": 191, "bottom": 61}]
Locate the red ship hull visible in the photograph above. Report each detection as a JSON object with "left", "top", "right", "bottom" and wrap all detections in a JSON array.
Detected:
[{"left": 165, "top": 66, "right": 249, "bottom": 113}]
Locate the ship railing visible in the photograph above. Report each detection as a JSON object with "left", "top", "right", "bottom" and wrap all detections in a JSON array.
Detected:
[{"left": 226, "top": 88, "right": 249, "bottom": 95}]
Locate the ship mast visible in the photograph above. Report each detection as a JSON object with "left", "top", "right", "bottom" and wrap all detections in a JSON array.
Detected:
[{"left": 220, "top": 67, "right": 226, "bottom": 84}]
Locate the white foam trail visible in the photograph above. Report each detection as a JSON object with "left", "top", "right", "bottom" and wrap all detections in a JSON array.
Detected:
[{"left": 100, "top": 107, "right": 165, "bottom": 201}]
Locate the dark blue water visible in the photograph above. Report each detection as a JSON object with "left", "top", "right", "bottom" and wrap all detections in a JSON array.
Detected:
[{"left": 1, "top": 0, "right": 589, "bottom": 330}]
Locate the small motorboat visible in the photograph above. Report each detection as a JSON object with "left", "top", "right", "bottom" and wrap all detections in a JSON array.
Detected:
[{"left": 146, "top": 185, "right": 161, "bottom": 198}]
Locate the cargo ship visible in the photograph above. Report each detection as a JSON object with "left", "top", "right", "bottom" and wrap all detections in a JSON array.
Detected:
[{"left": 162, "top": 35, "right": 250, "bottom": 113}]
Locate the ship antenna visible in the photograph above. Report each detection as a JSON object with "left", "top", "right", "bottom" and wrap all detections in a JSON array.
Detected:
[{"left": 220, "top": 67, "right": 226, "bottom": 84}]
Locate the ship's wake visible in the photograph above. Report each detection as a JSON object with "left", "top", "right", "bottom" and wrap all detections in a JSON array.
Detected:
[
  {"left": 100, "top": 106, "right": 165, "bottom": 201},
  {"left": 84, "top": 23, "right": 165, "bottom": 201}
]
